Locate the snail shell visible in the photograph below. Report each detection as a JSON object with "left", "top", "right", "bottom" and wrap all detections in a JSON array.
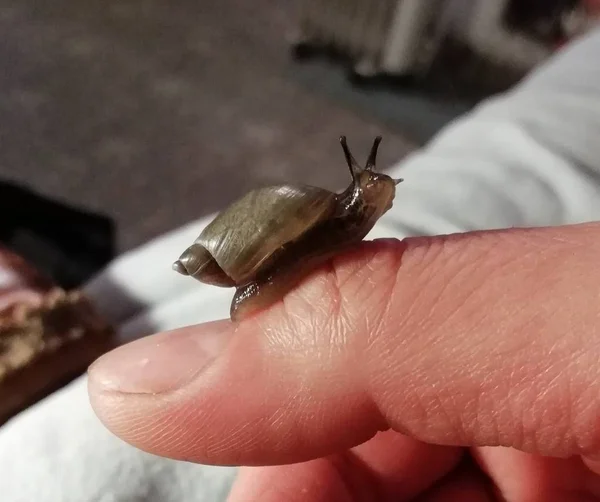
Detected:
[{"left": 173, "top": 136, "right": 403, "bottom": 321}]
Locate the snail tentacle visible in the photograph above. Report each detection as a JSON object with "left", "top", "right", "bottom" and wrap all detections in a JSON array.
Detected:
[
  {"left": 339, "top": 136, "right": 361, "bottom": 182},
  {"left": 365, "top": 135, "right": 382, "bottom": 171}
]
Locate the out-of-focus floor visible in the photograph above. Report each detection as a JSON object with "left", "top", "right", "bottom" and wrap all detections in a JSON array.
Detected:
[{"left": 0, "top": 0, "right": 467, "bottom": 252}]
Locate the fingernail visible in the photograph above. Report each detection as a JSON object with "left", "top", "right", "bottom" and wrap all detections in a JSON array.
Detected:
[{"left": 88, "top": 320, "right": 235, "bottom": 394}]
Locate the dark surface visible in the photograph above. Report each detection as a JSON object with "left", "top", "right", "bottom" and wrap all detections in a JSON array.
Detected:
[
  {"left": 0, "top": 182, "right": 116, "bottom": 287},
  {"left": 0, "top": 0, "right": 465, "bottom": 253}
]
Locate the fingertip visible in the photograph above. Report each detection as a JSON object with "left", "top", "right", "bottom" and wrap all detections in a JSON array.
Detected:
[{"left": 85, "top": 299, "right": 386, "bottom": 465}]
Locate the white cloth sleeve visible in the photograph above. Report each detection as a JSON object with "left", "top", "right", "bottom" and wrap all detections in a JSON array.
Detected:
[{"left": 2, "top": 27, "right": 600, "bottom": 502}]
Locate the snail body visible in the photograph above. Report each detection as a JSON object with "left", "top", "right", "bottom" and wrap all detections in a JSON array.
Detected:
[{"left": 173, "top": 136, "right": 402, "bottom": 321}]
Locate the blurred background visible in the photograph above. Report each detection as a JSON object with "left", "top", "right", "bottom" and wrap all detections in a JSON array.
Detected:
[{"left": 0, "top": 0, "right": 598, "bottom": 288}]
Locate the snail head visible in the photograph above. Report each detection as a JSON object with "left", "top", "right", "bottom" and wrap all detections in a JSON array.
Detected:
[
  {"left": 339, "top": 135, "right": 402, "bottom": 212},
  {"left": 339, "top": 136, "right": 403, "bottom": 186}
]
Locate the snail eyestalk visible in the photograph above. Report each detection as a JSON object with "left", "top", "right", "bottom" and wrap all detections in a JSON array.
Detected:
[
  {"left": 394, "top": 178, "right": 403, "bottom": 185},
  {"left": 365, "top": 136, "right": 382, "bottom": 171},
  {"left": 339, "top": 136, "right": 361, "bottom": 182}
]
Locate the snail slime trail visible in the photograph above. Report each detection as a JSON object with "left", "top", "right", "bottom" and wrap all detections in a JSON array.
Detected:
[{"left": 173, "top": 136, "right": 403, "bottom": 322}]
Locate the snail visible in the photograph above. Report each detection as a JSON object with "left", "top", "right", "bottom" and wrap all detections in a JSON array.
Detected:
[{"left": 172, "top": 136, "right": 403, "bottom": 321}]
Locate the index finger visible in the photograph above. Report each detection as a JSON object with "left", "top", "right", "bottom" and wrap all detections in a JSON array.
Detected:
[{"left": 88, "top": 222, "right": 600, "bottom": 465}]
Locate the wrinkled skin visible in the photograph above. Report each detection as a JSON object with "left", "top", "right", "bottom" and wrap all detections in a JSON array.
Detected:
[{"left": 92, "top": 222, "right": 600, "bottom": 501}]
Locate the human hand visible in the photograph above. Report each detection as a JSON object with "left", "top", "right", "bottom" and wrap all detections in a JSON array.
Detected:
[{"left": 88, "top": 222, "right": 600, "bottom": 501}]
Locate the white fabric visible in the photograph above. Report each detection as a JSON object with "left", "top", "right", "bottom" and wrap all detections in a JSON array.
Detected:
[{"left": 3, "top": 28, "right": 600, "bottom": 502}]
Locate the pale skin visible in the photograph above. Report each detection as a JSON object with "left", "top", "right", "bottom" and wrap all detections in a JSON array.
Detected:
[{"left": 89, "top": 221, "right": 600, "bottom": 501}]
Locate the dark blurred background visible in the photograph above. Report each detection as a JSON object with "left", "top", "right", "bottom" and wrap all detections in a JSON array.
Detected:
[{"left": 0, "top": 0, "right": 597, "bottom": 287}]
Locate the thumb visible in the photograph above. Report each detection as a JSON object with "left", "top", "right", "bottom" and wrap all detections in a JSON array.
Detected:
[{"left": 88, "top": 222, "right": 600, "bottom": 465}]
